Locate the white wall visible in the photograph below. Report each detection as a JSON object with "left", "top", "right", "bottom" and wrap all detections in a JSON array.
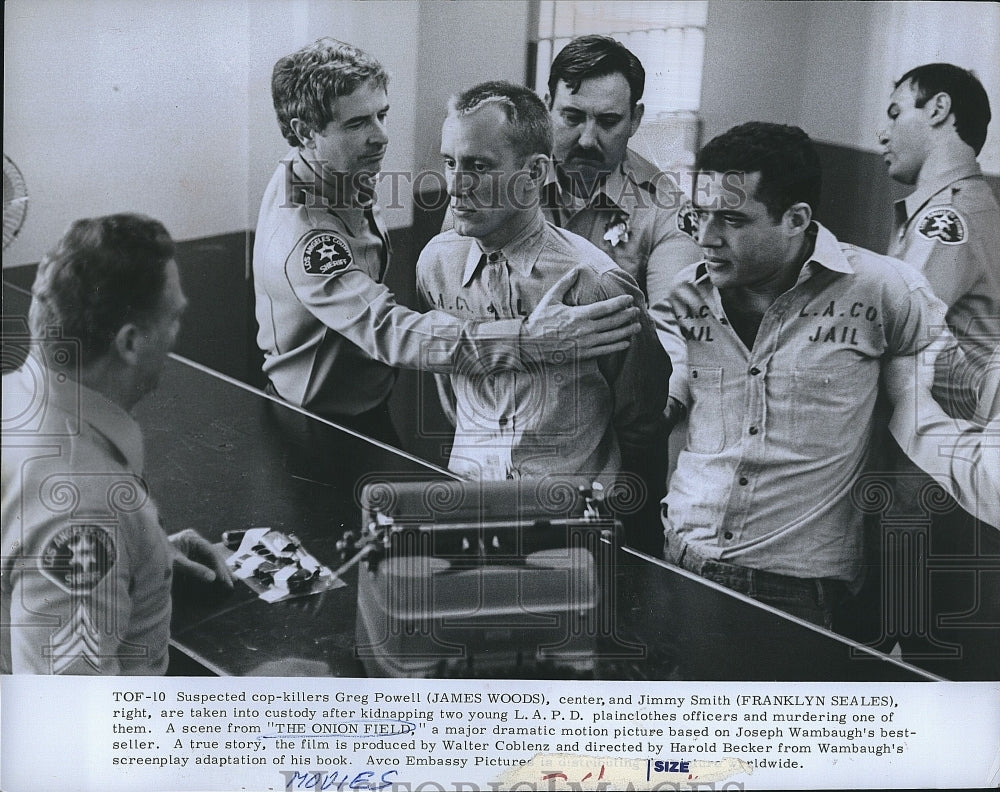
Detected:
[
  {"left": 414, "top": 0, "right": 532, "bottom": 176},
  {"left": 798, "top": 1, "right": 1000, "bottom": 173},
  {"left": 699, "top": 0, "right": 812, "bottom": 146},
  {"left": 3, "top": 0, "right": 420, "bottom": 268},
  {"left": 5, "top": 1, "right": 998, "bottom": 269},
  {"left": 4, "top": 0, "right": 255, "bottom": 266}
]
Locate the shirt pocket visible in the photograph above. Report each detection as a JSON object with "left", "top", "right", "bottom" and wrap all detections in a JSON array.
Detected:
[
  {"left": 790, "top": 364, "right": 874, "bottom": 453},
  {"left": 686, "top": 366, "right": 726, "bottom": 454}
]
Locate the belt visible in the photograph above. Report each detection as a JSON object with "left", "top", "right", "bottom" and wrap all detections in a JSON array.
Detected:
[{"left": 662, "top": 529, "right": 844, "bottom": 600}]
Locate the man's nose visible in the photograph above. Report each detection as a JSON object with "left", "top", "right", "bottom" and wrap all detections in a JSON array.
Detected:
[
  {"left": 696, "top": 215, "right": 721, "bottom": 247},
  {"left": 578, "top": 119, "right": 599, "bottom": 150},
  {"left": 447, "top": 169, "right": 476, "bottom": 197},
  {"left": 877, "top": 128, "right": 889, "bottom": 146}
]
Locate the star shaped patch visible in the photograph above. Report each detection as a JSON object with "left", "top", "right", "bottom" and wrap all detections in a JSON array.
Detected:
[
  {"left": 302, "top": 232, "right": 353, "bottom": 275},
  {"left": 916, "top": 207, "right": 967, "bottom": 245},
  {"left": 38, "top": 524, "right": 115, "bottom": 594}
]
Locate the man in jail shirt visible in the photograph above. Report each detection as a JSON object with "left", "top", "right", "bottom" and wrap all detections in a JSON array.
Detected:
[
  {"left": 255, "top": 39, "right": 641, "bottom": 446},
  {"left": 657, "top": 123, "right": 951, "bottom": 629},
  {"left": 417, "top": 82, "right": 669, "bottom": 484}
]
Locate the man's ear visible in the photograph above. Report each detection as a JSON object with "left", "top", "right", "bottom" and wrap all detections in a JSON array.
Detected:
[
  {"left": 628, "top": 102, "right": 645, "bottom": 137},
  {"left": 527, "top": 153, "right": 550, "bottom": 183},
  {"left": 926, "top": 91, "right": 953, "bottom": 128},
  {"left": 785, "top": 202, "right": 813, "bottom": 237},
  {"left": 112, "top": 323, "right": 142, "bottom": 367},
  {"left": 289, "top": 118, "right": 316, "bottom": 149}
]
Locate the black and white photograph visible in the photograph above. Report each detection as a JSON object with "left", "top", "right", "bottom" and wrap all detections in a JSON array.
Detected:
[{"left": 2, "top": 1, "right": 999, "bottom": 790}]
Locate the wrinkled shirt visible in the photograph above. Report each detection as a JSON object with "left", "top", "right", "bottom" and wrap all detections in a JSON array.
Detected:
[
  {"left": 2, "top": 361, "right": 172, "bottom": 674},
  {"left": 417, "top": 212, "right": 669, "bottom": 483},
  {"left": 889, "top": 156, "right": 1000, "bottom": 374},
  {"left": 543, "top": 149, "right": 702, "bottom": 312},
  {"left": 253, "top": 151, "right": 526, "bottom": 417},
  {"left": 657, "top": 223, "right": 948, "bottom": 583}
]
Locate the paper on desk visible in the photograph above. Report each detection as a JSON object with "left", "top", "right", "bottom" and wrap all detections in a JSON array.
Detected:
[{"left": 225, "top": 527, "right": 344, "bottom": 602}]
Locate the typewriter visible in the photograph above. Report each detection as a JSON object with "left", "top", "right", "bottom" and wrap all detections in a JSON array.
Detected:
[{"left": 350, "top": 478, "right": 620, "bottom": 678}]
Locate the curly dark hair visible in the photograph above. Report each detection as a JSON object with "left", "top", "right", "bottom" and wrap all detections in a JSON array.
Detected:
[{"left": 695, "top": 122, "right": 822, "bottom": 222}]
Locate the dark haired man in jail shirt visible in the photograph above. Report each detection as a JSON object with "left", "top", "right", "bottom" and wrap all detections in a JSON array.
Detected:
[{"left": 657, "top": 122, "right": 953, "bottom": 631}]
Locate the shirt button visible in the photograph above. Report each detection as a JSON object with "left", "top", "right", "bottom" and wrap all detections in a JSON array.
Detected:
[
  {"left": 724, "top": 531, "right": 733, "bottom": 540},
  {"left": 749, "top": 367, "right": 761, "bottom": 376},
  {"left": 738, "top": 476, "right": 749, "bottom": 486},
  {"left": 748, "top": 426, "right": 758, "bottom": 435}
]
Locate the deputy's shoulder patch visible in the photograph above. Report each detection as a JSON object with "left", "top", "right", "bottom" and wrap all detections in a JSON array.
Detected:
[
  {"left": 38, "top": 524, "right": 115, "bottom": 594},
  {"left": 677, "top": 200, "right": 699, "bottom": 240},
  {"left": 916, "top": 207, "right": 967, "bottom": 245},
  {"left": 302, "top": 232, "right": 353, "bottom": 276}
]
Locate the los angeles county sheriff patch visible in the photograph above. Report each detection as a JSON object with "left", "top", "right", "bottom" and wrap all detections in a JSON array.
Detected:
[
  {"left": 677, "top": 200, "right": 699, "bottom": 239},
  {"left": 303, "top": 232, "right": 353, "bottom": 275},
  {"left": 39, "top": 524, "right": 115, "bottom": 594},
  {"left": 916, "top": 207, "right": 967, "bottom": 245}
]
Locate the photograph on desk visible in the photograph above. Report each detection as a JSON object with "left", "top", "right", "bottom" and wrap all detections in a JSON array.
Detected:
[{"left": 2, "top": 1, "right": 999, "bottom": 791}]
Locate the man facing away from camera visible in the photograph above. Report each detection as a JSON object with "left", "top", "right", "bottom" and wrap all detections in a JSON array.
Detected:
[
  {"left": 253, "top": 38, "right": 642, "bottom": 446},
  {"left": 657, "top": 122, "right": 955, "bottom": 629},
  {"left": 416, "top": 81, "right": 669, "bottom": 486},
  {"left": 872, "top": 62, "right": 1000, "bottom": 677},
  {"left": 2, "top": 214, "right": 231, "bottom": 674}
]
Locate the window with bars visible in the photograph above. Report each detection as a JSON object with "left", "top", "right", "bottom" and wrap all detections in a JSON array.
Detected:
[{"left": 529, "top": 0, "right": 708, "bottom": 166}]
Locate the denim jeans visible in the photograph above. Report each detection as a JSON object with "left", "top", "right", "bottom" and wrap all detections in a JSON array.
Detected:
[{"left": 664, "top": 534, "right": 846, "bottom": 629}]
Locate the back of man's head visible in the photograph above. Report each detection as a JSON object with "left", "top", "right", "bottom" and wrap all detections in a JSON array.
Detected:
[
  {"left": 696, "top": 122, "right": 822, "bottom": 222},
  {"left": 29, "top": 214, "right": 175, "bottom": 368},
  {"left": 449, "top": 81, "right": 553, "bottom": 159},
  {"left": 547, "top": 35, "right": 645, "bottom": 108},
  {"left": 272, "top": 37, "right": 389, "bottom": 147},
  {"left": 895, "top": 63, "right": 991, "bottom": 155}
]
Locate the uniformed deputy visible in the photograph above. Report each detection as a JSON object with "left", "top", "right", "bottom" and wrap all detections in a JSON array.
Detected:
[
  {"left": 873, "top": 62, "right": 1000, "bottom": 679},
  {"left": 540, "top": 35, "right": 702, "bottom": 554},
  {"left": 1, "top": 215, "right": 232, "bottom": 675},
  {"left": 254, "top": 38, "right": 641, "bottom": 446},
  {"left": 542, "top": 35, "right": 702, "bottom": 312},
  {"left": 881, "top": 63, "right": 1000, "bottom": 416}
]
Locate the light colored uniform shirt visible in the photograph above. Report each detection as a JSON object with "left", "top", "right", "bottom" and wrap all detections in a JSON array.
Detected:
[
  {"left": 657, "top": 223, "right": 948, "bottom": 584},
  {"left": 888, "top": 156, "right": 1000, "bottom": 412},
  {"left": 2, "top": 361, "right": 172, "bottom": 674},
  {"left": 886, "top": 342, "right": 1000, "bottom": 528},
  {"left": 416, "top": 212, "right": 669, "bottom": 482},
  {"left": 543, "top": 149, "right": 702, "bottom": 315},
  {"left": 253, "top": 152, "right": 526, "bottom": 417}
]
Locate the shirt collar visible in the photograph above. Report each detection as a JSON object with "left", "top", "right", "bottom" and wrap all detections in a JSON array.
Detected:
[
  {"left": 14, "top": 357, "right": 146, "bottom": 473},
  {"left": 692, "top": 222, "right": 852, "bottom": 285},
  {"left": 461, "top": 210, "right": 547, "bottom": 286},
  {"left": 899, "top": 152, "right": 982, "bottom": 221},
  {"left": 291, "top": 150, "right": 371, "bottom": 231}
]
